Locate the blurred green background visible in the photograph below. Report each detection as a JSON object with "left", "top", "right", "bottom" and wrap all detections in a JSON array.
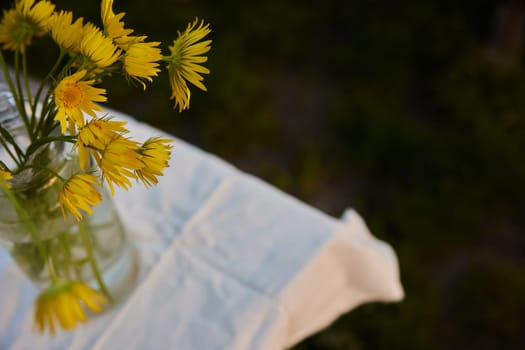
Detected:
[{"left": 3, "top": 0, "right": 525, "bottom": 348}]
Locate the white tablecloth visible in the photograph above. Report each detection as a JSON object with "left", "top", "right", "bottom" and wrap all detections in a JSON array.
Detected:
[{"left": 0, "top": 110, "right": 404, "bottom": 350}]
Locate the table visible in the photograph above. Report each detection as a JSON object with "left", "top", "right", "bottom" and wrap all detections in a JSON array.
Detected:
[{"left": 0, "top": 110, "right": 404, "bottom": 350}]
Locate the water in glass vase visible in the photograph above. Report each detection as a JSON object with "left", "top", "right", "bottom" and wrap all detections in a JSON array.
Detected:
[{"left": 0, "top": 87, "right": 138, "bottom": 306}]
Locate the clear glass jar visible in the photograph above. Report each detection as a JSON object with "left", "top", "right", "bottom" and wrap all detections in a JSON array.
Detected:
[{"left": 0, "top": 87, "right": 138, "bottom": 303}]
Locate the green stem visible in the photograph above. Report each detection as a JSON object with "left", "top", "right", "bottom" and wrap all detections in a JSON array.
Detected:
[
  {"left": 0, "top": 124, "right": 25, "bottom": 160},
  {"left": 0, "top": 51, "right": 32, "bottom": 140},
  {"left": 41, "top": 107, "right": 60, "bottom": 138},
  {"left": 0, "top": 136, "right": 22, "bottom": 168},
  {"left": 0, "top": 178, "right": 58, "bottom": 282},
  {"left": 57, "top": 233, "right": 73, "bottom": 280},
  {"left": 46, "top": 252, "right": 59, "bottom": 281},
  {"left": 34, "top": 97, "right": 55, "bottom": 138},
  {"left": 22, "top": 53, "right": 33, "bottom": 108},
  {"left": 0, "top": 58, "right": 16, "bottom": 102},
  {"left": 0, "top": 122, "right": 25, "bottom": 165},
  {"left": 15, "top": 164, "right": 67, "bottom": 182},
  {"left": 31, "top": 49, "right": 66, "bottom": 121},
  {"left": 33, "top": 91, "right": 50, "bottom": 138},
  {"left": 78, "top": 220, "right": 113, "bottom": 302},
  {"left": 14, "top": 50, "right": 32, "bottom": 140},
  {"left": 23, "top": 135, "right": 76, "bottom": 161}
]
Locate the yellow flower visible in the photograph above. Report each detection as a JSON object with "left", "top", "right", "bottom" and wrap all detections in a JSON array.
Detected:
[
  {"left": 101, "top": 0, "right": 137, "bottom": 49},
  {"left": 59, "top": 173, "right": 102, "bottom": 221},
  {"left": 123, "top": 41, "right": 162, "bottom": 89},
  {"left": 76, "top": 118, "right": 129, "bottom": 169},
  {"left": 135, "top": 137, "right": 172, "bottom": 187},
  {"left": 0, "top": 169, "right": 13, "bottom": 188},
  {"left": 101, "top": 0, "right": 160, "bottom": 87},
  {"left": 54, "top": 70, "right": 107, "bottom": 135},
  {"left": 80, "top": 22, "right": 121, "bottom": 68},
  {"left": 166, "top": 18, "right": 212, "bottom": 112},
  {"left": 93, "top": 136, "right": 143, "bottom": 195},
  {"left": 34, "top": 280, "right": 107, "bottom": 335},
  {"left": 0, "top": 0, "right": 55, "bottom": 53},
  {"left": 49, "top": 10, "right": 84, "bottom": 52}
]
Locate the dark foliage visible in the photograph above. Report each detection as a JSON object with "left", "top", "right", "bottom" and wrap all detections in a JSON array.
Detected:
[{"left": 3, "top": 0, "right": 524, "bottom": 348}]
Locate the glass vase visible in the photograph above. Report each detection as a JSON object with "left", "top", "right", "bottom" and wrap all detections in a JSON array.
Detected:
[{"left": 0, "top": 88, "right": 138, "bottom": 304}]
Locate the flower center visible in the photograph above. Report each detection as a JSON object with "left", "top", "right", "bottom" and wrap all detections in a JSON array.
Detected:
[{"left": 62, "top": 84, "right": 83, "bottom": 108}]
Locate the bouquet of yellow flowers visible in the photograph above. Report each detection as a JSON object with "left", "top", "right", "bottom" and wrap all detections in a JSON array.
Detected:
[{"left": 0, "top": 0, "right": 211, "bottom": 335}]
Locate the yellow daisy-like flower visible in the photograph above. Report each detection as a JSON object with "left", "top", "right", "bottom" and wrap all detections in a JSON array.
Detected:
[
  {"left": 80, "top": 22, "right": 121, "bottom": 68},
  {"left": 54, "top": 70, "right": 107, "bottom": 135},
  {"left": 135, "top": 137, "right": 172, "bottom": 188},
  {"left": 123, "top": 41, "right": 162, "bottom": 89},
  {"left": 101, "top": 0, "right": 137, "bottom": 49},
  {"left": 34, "top": 280, "right": 107, "bottom": 335},
  {"left": 0, "top": 169, "right": 13, "bottom": 188},
  {"left": 101, "top": 0, "right": 160, "bottom": 86},
  {"left": 49, "top": 10, "right": 84, "bottom": 52},
  {"left": 59, "top": 173, "right": 102, "bottom": 221},
  {"left": 76, "top": 117, "right": 129, "bottom": 169},
  {"left": 166, "top": 18, "right": 212, "bottom": 112},
  {"left": 0, "top": 0, "right": 55, "bottom": 53},
  {"left": 93, "top": 136, "right": 143, "bottom": 195}
]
